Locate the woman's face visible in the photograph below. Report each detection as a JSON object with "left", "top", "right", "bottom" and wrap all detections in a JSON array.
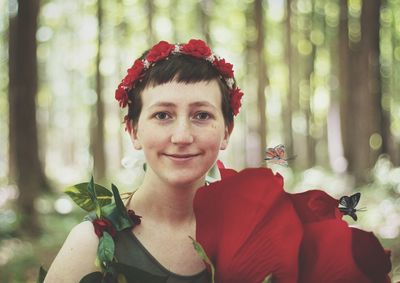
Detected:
[{"left": 130, "top": 79, "right": 230, "bottom": 188}]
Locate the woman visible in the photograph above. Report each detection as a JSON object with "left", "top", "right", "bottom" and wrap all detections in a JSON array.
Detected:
[{"left": 44, "top": 39, "right": 391, "bottom": 283}]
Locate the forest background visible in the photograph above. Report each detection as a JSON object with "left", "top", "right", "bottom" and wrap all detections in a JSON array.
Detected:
[{"left": 0, "top": 0, "right": 400, "bottom": 282}]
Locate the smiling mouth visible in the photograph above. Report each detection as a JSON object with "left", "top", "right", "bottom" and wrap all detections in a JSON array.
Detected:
[{"left": 164, "top": 153, "right": 200, "bottom": 160}]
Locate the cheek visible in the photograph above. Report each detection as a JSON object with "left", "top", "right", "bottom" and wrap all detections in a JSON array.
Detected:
[{"left": 200, "top": 124, "right": 225, "bottom": 147}]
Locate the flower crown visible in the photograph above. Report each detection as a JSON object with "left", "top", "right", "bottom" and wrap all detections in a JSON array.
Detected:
[{"left": 115, "top": 39, "right": 244, "bottom": 116}]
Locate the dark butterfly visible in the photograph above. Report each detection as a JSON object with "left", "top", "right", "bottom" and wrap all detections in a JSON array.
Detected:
[
  {"left": 338, "top": 192, "right": 366, "bottom": 221},
  {"left": 264, "top": 144, "right": 296, "bottom": 166}
]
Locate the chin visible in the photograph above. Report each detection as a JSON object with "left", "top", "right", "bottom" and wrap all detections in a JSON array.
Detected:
[{"left": 163, "top": 171, "right": 207, "bottom": 189}]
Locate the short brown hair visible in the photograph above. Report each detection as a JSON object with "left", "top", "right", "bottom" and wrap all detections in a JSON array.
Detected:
[{"left": 126, "top": 54, "right": 234, "bottom": 129}]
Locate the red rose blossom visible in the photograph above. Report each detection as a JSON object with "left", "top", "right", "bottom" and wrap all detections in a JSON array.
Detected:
[
  {"left": 352, "top": 228, "right": 392, "bottom": 283},
  {"left": 115, "top": 84, "right": 129, "bottom": 108},
  {"left": 146, "top": 41, "right": 174, "bottom": 63},
  {"left": 194, "top": 168, "right": 302, "bottom": 283},
  {"left": 213, "top": 58, "right": 234, "bottom": 78},
  {"left": 180, "top": 39, "right": 211, "bottom": 58},
  {"left": 92, "top": 218, "right": 116, "bottom": 238},
  {"left": 127, "top": 209, "right": 142, "bottom": 226},
  {"left": 122, "top": 59, "right": 144, "bottom": 86},
  {"left": 195, "top": 167, "right": 392, "bottom": 283},
  {"left": 230, "top": 88, "right": 244, "bottom": 116}
]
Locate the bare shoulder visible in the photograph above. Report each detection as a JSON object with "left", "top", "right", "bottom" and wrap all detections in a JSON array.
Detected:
[{"left": 44, "top": 221, "right": 100, "bottom": 283}]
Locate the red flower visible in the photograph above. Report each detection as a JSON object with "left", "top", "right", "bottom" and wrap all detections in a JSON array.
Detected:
[
  {"left": 194, "top": 168, "right": 302, "bottom": 283},
  {"left": 122, "top": 59, "right": 144, "bottom": 86},
  {"left": 146, "top": 41, "right": 174, "bottom": 63},
  {"left": 92, "top": 218, "right": 116, "bottom": 238},
  {"left": 127, "top": 209, "right": 142, "bottom": 226},
  {"left": 290, "top": 191, "right": 392, "bottom": 283},
  {"left": 290, "top": 190, "right": 340, "bottom": 223},
  {"left": 213, "top": 58, "right": 234, "bottom": 78},
  {"left": 230, "top": 88, "right": 244, "bottom": 116},
  {"left": 115, "top": 83, "right": 129, "bottom": 108},
  {"left": 180, "top": 39, "right": 211, "bottom": 58},
  {"left": 194, "top": 167, "right": 392, "bottom": 283},
  {"left": 352, "top": 228, "right": 392, "bottom": 283}
]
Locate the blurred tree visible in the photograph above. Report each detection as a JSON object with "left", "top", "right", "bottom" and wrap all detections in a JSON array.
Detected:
[
  {"left": 8, "top": 0, "right": 47, "bottom": 236},
  {"left": 91, "top": 0, "right": 107, "bottom": 182},
  {"left": 340, "top": 0, "right": 382, "bottom": 184},
  {"left": 199, "top": 0, "right": 211, "bottom": 44},
  {"left": 254, "top": 0, "right": 268, "bottom": 163},
  {"left": 170, "top": 0, "right": 179, "bottom": 42},
  {"left": 303, "top": 1, "right": 316, "bottom": 168},
  {"left": 283, "top": 0, "right": 295, "bottom": 157},
  {"left": 380, "top": 2, "right": 400, "bottom": 166},
  {"left": 147, "top": 0, "right": 155, "bottom": 44}
]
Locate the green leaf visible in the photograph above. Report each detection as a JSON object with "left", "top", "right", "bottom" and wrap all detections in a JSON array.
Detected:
[
  {"left": 189, "top": 236, "right": 215, "bottom": 283},
  {"left": 112, "top": 184, "right": 126, "bottom": 213},
  {"left": 97, "top": 231, "right": 115, "bottom": 269},
  {"left": 36, "top": 266, "right": 47, "bottom": 283},
  {"left": 64, "top": 181, "right": 112, "bottom": 212},
  {"left": 262, "top": 274, "right": 273, "bottom": 283},
  {"left": 99, "top": 184, "right": 134, "bottom": 231},
  {"left": 79, "top": 272, "right": 103, "bottom": 283},
  {"left": 88, "top": 176, "right": 102, "bottom": 218}
]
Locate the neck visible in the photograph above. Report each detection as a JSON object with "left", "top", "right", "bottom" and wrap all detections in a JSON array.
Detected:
[{"left": 130, "top": 170, "right": 205, "bottom": 226}]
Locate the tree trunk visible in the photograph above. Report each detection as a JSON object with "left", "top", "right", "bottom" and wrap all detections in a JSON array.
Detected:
[
  {"left": 147, "top": 0, "right": 155, "bottom": 44},
  {"left": 327, "top": 0, "right": 346, "bottom": 173},
  {"left": 300, "top": 1, "right": 316, "bottom": 168},
  {"left": 343, "top": 0, "right": 382, "bottom": 183},
  {"left": 91, "top": 0, "right": 106, "bottom": 182},
  {"left": 254, "top": 0, "right": 268, "bottom": 164},
  {"left": 170, "top": 0, "right": 179, "bottom": 42},
  {"left": 283, "top": 0, "right": 294, "bottom": 156},
  {"left": 8, "top": 0, "right": 44, "bottom": 236},
  {"left": 339, "top": 0, "right": 350, "bottom": 171},
  {"left": 199, "top": 0, "right": 211, "bottom": 44}
]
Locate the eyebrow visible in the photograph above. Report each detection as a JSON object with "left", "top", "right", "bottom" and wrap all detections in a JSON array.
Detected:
[{"left": 148, "top": 101, "right": 217, "bottom": 109}]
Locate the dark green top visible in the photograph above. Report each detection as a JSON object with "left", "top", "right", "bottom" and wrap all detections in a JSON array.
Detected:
[{"left": 114, "top": 229, "right": 210, "bottom": 283}]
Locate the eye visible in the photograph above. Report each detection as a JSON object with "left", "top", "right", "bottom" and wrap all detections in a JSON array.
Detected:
[
  {"left": 194, "top": 112, "right": 211, "bottom": 120},
  {"left": 154, "top": 112, "right": 171, "bottom": 120}
]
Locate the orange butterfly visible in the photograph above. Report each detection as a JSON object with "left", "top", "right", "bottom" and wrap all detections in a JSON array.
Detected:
[{"left": 264, "top": 144, "right": 295, "bottom": 166}]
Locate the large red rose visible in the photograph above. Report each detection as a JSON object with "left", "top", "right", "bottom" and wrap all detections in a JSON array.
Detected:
[
  {"left": 194, "top": 168, "right": 302, "bottom": 283},
  {"left": 213, "top": 58, "right": 234, "bottom": 78},
  {"left": 352, "top": 228, "right": 392, "bottom": 283},
  {"left": 289, "top": 190, "right": 340, "bottom": 223},
  {"left": 194, "top": 167, "right": 392, "bottom": 283},
  {"left": 122, "top": 59, "right": 144, "bottom": 86},
  {"left": 230, "top": 88, "right": 244, "bottom": 116},
  {"left": 115, "top": 83, "right": 129, "bottom": 108},
  {"left": 146, "top": 41, "right": 174, "bottom": 63},
  {"left": 92, "top": 217, "right": 116, "bottom": 238},
  {"left": 290, "top": 191, "right": 392, "bottom": 283},
  {"left": 180, "top": 39, "right": 212, "bottom": 58}
]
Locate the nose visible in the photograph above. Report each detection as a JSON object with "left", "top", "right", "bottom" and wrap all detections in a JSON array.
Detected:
[{"left": 170, "top": 119, "right": 194, "bottom": 145}]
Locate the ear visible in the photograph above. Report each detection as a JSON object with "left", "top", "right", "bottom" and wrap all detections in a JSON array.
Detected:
[
  {"left": 128, "top": 121, "right": 142, "bottom": 150},
  {"left": 220, "top": 126, "right": 230, "bottom": 150}
]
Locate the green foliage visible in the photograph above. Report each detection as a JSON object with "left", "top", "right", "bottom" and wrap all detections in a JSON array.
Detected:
[
  {"left": 64, "top": 180, "right": 113, "bottom": 213},
  {"left": 101, "top": 185, "right": 134, "bottom": 231},
  {"left": 98, "top": 231, "right": 115, "bottom": 269},
  {"left": 64, "top": 177, "right": 137, "bottom": 279},
  {"left": 189, "top": 236, "right": 215, "bottom": 283},
  {"left": 262, "top": 275, "right": 272, "bottom": 283}
]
